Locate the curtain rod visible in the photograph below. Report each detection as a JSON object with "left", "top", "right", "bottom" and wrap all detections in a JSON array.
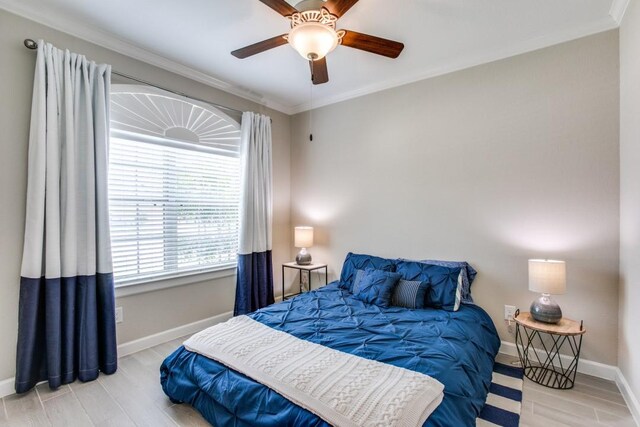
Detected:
[{"left": 23, "top": 39, "right": 246, "bottom": 117}]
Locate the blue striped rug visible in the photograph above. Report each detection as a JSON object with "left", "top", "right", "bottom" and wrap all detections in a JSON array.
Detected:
[{"left": 476, "top": 362, "right": 524, "bottom": 427}]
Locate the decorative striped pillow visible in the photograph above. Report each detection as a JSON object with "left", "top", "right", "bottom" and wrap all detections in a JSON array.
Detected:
[{"left": 391, "top": 279, "right": 430, "bottom": 309}]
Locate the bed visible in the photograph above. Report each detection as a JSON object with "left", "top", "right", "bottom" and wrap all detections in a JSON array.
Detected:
[{"left": 160, "top": 280, "right": 500, "bottom": 426}]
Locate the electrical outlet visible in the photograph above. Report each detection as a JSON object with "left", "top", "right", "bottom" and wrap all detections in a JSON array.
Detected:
[
  {"left": 301, "top": 271, "right": 309, "bottom": 289},
  {"left": 115, "top": 307, "right": 124, "bottom": 324},
  {"left": 504, "top": 305, "right": 516, "bottom": 321}
]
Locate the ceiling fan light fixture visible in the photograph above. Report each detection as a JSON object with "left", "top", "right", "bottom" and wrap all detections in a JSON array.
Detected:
[
  {"left": 288, "top": 22, "right": 339, "bottom": 60},
  {"left": 232, "top": 1, "right": 404, "bottom": 85}
]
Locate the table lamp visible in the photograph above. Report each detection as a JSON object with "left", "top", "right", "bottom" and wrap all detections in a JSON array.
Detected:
[
  {"left": 529, "top": 259, "right": 566, "bottom": 324},
  {"left": 294, "top": 226, "right": 314, "bottom": 265}
]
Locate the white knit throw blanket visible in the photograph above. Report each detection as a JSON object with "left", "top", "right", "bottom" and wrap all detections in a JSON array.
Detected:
[{"left": 184, "top": 316, "right": 444, "bottom": 427}]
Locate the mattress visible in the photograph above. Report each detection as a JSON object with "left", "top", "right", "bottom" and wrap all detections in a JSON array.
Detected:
[{"left": 160, "top": 282, "right": 500, "bottom": 426}]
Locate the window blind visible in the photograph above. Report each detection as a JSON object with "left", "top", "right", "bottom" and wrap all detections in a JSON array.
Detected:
[
  {"left": 109, "top": 135, "right": 240, "bottom": 284},
  {"left": 108, "top": 85, "right": 242, "bottom": 285}
]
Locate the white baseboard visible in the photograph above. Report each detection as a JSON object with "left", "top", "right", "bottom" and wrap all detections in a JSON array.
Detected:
[
  {"left": 1, "top": 324, "right": 635, "bottom": 412},
  {"left": 499, "top": 341, "right": 617, "bottom": 381},
  {"left": 117, "top": 311, "right": 233, "bottom": 357},
  {"left": 0, "top": 377, "right": 14, "bottom": 399},
  {"left": 0, "top": 311, "right": 234, "bottom": 398},
  {"left": 615, "top": 368, "right": 640, "bottom": 426}
]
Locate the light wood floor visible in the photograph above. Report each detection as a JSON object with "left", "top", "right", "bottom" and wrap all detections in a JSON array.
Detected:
[
  {"left": 0, "top": 339, "right": 635, "bottom": 426},
  {"left": 495, "top": 354, "right": 636, "bottom": 427}
]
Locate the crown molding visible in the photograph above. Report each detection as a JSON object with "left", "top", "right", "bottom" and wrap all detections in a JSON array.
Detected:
[
  {"left": 0, "top": 0, "right": 294, "bottom": 115},
  {"left": 610, "top": 0, "right": 632, "bottom": 24},
  {"left": 290, "top": 16, "right": 619, "bottom": 114},
  {"left": 0, "top": 0, "right": 623, "bottom": 116}
]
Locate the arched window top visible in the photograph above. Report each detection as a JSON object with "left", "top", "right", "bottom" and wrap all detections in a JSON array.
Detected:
[{"left": 110, "top": 84, "right": 241, "bottom": 156}]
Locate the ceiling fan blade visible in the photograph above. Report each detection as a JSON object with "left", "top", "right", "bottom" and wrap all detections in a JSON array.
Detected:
[
  {"left": 310, "top": 57, "right": 329, "bottom": 85},
  {"left": 341, "top": 30, "right": 404, "bottom": 59},
  {"left": 231, "top": 34, "right": 289, "bottom": 59},
  {"left": 323, "top": 0, "right": 359, "bottom": 17},
  {"left": 258, "top": 0, "right": 298, "bottom": 16}
]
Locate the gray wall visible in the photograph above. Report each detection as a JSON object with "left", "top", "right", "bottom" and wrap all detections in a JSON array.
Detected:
[
  {"left": 0, "top": 9, "right": 291, "bottom": 381},
  {"left": 619, "top": 0, "right": 640, "bottom": 402},
  {"left": 0, "top": 6, "right": 624, "bottom": 384},
  {"left": 290, "top": 30, "right": 620, "bottom": 365}
]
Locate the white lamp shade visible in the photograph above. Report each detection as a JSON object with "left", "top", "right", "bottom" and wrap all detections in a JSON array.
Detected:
[
  {"left": 528, "top": 259, "right": 566, "bottom": 294},
  {"left": 288, "top": 22, "right": 339, "bottom": 60},
  {"left": 294, "top": 226, "right": 314, "bottom": 248}
]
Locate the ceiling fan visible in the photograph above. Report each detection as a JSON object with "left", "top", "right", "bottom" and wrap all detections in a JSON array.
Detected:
[{"left": 231, "top": 0, "right": 405, "bottom": 85}]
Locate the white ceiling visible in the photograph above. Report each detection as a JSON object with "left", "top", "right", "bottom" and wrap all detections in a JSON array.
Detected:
[{"left": 0, "top": 0, "right": 627, "bottom": 114}]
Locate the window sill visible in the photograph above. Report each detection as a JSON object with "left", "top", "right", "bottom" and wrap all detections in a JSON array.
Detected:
[{"left": 114, "top": 266, "right": 237, "bottom": 298}]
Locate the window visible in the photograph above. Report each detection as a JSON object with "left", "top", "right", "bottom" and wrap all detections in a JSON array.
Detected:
[{"left": 108, "top": 85, "right": 241, "bottom": 286}]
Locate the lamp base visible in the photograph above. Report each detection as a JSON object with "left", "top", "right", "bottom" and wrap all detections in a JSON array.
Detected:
[
  {"left": 530, "top": 293, "right": 562, "bottom": 324},
  {"left": 295, "top": 248, "right": 312, "bottom": 265}
]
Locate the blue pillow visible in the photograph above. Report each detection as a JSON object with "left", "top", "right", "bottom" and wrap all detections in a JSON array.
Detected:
[
  {"left": 353, "top": 267, "right": 402, "bottom": 295},
  {"left": 352, "top": 269, "right": 367, "bottom": 294},
  {"left": 395, "top": 261, "right": 462, "bottom": 311},
  {"left": 391, "top": 279, "right": 430, "bottom": 309},
  {"left": 353, "top": 269, "right": 402, "bottom": 308},
  {"left": 420, "top": 259, "right": 477, "bottom": 304},
  {"left": 339, "top": 252, "right": 396, "bottom": 291}
]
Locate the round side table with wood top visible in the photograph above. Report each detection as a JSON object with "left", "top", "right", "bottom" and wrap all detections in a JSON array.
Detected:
[{"left": 514, "top": 310, "right": 585, "bottom": 390}]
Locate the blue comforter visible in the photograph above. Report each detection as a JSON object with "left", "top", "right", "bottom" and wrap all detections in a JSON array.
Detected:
[{"left": 160, "top": 283, "right": 500, "bottom": 426}]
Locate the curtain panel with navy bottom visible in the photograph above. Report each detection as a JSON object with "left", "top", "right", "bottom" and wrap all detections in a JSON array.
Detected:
[
  {"left": 234, "top": 112, "right": 274, "bottom": 316},
  {"left": 16, "top": 41, "right": 117, "bottom": 393}
]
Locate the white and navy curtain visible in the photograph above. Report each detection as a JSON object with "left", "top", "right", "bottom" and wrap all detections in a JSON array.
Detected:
[
  {"left": 16, "top": 41, "right": 117, "bottom": 393},
  {"left": 234, "top": 112, "right": 274, "bottom": 316}
]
